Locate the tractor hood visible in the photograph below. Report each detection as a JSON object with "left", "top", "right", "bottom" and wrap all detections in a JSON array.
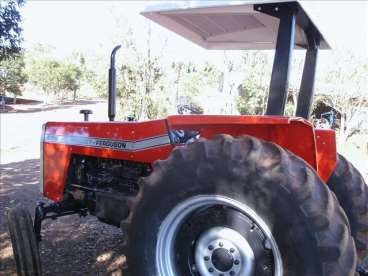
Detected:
[{"left": 141, "top": 0, "right": 330, "bottom": 50}]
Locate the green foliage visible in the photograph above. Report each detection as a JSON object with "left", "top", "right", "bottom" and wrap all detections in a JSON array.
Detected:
[
  {"left": 61, "top": 62, "right": 83, "bottom": 100},
  {"left": 88, "top": 71, "right": 107, "bottom": 98},
  {"left": 27, "top": 47, "right": 84, "bottom": 100},
  {"left": 171, "top": 61, "right": 221, "bottom": 113},
  {"left": 119, "top": 54, "right": 166, "bottom": 120},
  {"left": 28, "top": 59, "right": 57, "bottom": 95},
  {"left": 0, "top": 53, "right": 27, "bottom": 99},
  {"left": 0, "top": 0, "right": 26, "bottom": 60},
  {"left": 236, "top": 51, "right": 272, "bottom": 115}
]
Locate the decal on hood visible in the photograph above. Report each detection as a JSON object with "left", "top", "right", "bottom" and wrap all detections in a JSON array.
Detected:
[{"left": 44, "top": 134, "right": 171, "bottom": 151}]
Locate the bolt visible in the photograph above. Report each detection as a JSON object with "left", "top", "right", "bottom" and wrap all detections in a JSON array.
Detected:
[
  {"left": 219, "top": 274, "right": 224, "bottom": 276},
  {"left": 257, "top": 6, "right": 262, "bottom": 11},
  {"left": 263, "top": 265, "right": 269, "bottom": 270},
  {"left": 208, "top": 245, "right": 214, "bottom": 251},
  {"left": 263, "top": 239, "right": 272, "bottom": 250},
  {"left": 219, "top": 242, "right": 224, "bottom": 247},
  {"left": 230, "top": 271, "right": 236, "bottom": 276},
  {"left": 208, "top": 267, "right": 214, "bottom": 273},
  {"left": 204, "top": 256, "right": 210, "bottom": 261},
  {"left": 191, "top": 265, "right": 197, "bottom": 272},
  {"left": 275, "top": 6, "right": 279, "bottom": 11},
  {"left": 234, "top": 260, "right": 240, "bottom": 265},
  {"left": 230, "top": 248, "right": 235, "bottom": 253}
]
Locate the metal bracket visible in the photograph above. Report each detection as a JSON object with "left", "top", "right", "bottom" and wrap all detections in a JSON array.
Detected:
[
  {"left": 254, "top": 2, "right": 299, "bottom": 18},
  {"left": 34, "top": 200, "right": 88, "bottom": 242}
]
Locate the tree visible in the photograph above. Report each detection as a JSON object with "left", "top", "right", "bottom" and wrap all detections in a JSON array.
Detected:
[
  {"left": 0, "top": 53, "right": 28, "bottom": 103},
  {"left": 28, "top": 58, "right": 58, "bottom": 100},
  {"left": 60, "top": 61, "right": 83, "bottom": 101},
  {"left": 236, "top": 51, "right": 272, "bottom": 115},
  {"left": 314, "top": 52, "right": 368, "bottom": 144},
  {"left": 0, "top": 0, "right": 25, "bottom": 60},
  {"left": 26, "top": 45, "right": 84, "bottom": 101}
]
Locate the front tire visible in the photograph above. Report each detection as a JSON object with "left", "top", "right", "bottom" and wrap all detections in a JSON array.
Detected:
[
  {"left": 126, "top": 135, "right": 356, "bottom": 276},
  {"left": 7, "top": 206, "right": 42, "bottom": 276}
]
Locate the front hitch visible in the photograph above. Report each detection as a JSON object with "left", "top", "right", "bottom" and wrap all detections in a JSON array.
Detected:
[{"left": 34, "top": 199, "right": 88, "bottom": 242}]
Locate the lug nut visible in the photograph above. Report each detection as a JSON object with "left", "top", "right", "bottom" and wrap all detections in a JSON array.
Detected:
[
  {"left": 230, "top": 271, "right": 235, "bottom": 276},
  {"left": 208, "top": 267, "right": 214, "bottom": 273},
  {"left": 263, "top": 239, "right": 272, "bottom": 250},
  {"left": 204, "top": 256, "right": 209, "bottom": 261},
  {"left": 208, "top": 245, "right": 214, "bottom": 250},
  {"left": 234, "top": 260, "right": 240, "bottom": 265},
  {"left": 230, "top": 248, "right": 235, "bottom": 253},
  {"left": 219, "top": 242, "right": 224, "bottom": 247}
]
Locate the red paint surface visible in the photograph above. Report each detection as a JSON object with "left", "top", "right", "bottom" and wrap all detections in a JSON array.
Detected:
[
  {"left": 315, "top": 129, "right": 337, "bottom": 181},
  {"left": 42, "top": 115, "right": 336, "bottom": 202}
]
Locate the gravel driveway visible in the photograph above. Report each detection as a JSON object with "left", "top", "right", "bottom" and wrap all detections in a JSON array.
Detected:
[{"left": 1, "top": 100, "right": 126, "bottom": 275}]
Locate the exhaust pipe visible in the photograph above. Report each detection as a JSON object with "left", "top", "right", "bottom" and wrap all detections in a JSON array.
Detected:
[{"left": 108, "top": 45, "right": 122, "bottom": 121}]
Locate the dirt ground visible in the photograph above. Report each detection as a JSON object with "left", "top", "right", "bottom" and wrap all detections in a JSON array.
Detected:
[{"left": 1, "top": 100, "right": 127, "bottom": 275}]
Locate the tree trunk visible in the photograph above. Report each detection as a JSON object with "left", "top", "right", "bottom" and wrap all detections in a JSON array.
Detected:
[
  {"left": 73, "top": 89, "right": 77, "bottom": 102},
  {"left": 13, "top": 94, "right": 17, "bottom": 104}
]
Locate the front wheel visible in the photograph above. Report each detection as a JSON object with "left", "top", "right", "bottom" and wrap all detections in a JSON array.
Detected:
[
  {"left": 126, "top": 135, "right": 357, "bottom": 276},
  {"left": 7, "top": 205, "right": 42, "bottom": 276}
]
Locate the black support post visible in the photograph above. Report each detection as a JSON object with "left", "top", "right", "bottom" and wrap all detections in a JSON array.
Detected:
[
  {"left": 295, "top": 36, "right": 319, "bottom": 119},
  {"left": 265, "top": 14, "right": 296, "bottom": 115}
]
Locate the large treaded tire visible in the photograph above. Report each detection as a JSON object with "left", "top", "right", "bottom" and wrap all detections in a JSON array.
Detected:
[
  {"left": 327, "top": 154, "right": 368, "bottom": 261},
  {"left": 7, "top": 206, "right": 42, "bottom": 276},
  {"left": 126, "top": 135, "right": 357, "bottom": 276}
]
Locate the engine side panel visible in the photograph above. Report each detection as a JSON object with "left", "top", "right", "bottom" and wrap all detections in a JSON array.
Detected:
[{"left": 42, "top": 119, "right": 173, "bottom": 201}]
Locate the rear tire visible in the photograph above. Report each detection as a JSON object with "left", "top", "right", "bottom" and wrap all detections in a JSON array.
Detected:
[
  {"left": 7, "top": 206, "right": 42, "bottom": 276},
  {"left": 327, "top": 154, "right": 368, "bottom": 261},
  {"left": 126, "top": 135, "right": 356, "bottom": 276}
]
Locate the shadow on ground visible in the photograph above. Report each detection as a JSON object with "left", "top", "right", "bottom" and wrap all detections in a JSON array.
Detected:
[{"left": 0, "top": 159, "right": 126, "bottom": 276}]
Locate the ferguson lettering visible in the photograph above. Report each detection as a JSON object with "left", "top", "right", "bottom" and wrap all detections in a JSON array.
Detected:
[
  {"left": 90, "top": 139, "right": 127, "bottom": 149},
  {"left": 44, "top": 134, "right": 170, "bottom": 151}
]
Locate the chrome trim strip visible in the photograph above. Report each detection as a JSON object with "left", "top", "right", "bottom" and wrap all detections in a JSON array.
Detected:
[
  {"left": 44, "top": 134, "right": 171, "bottom": 152},
  {"left": 40, "top": 124, "right": 46, "bottom": 195}
]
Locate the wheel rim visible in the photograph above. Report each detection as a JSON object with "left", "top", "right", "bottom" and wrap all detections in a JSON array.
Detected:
[{"left": 156, "top": 195, "right": 283, "bottom": 276}]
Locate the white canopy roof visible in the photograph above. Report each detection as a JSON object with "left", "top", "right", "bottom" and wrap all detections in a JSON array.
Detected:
[{"left": 142, "top": 1, "right": 330, "bottom": 50}]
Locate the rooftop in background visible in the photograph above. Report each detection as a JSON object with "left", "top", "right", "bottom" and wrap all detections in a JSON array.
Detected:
[{"left": 142, "top": 0, "right": 330, "bottom": 50}]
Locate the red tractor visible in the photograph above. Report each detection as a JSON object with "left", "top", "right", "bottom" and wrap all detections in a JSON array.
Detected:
[{"left": 7, "top": 1, "right": 367, "bottom": 275}]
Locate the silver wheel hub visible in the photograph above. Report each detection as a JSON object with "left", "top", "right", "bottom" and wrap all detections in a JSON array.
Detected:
[
  {"left": 195, "top": 227, "right": 254, "bottom": 276},
  {"left": 155, "top": 195, "right": 283, "bottom": 276}
]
